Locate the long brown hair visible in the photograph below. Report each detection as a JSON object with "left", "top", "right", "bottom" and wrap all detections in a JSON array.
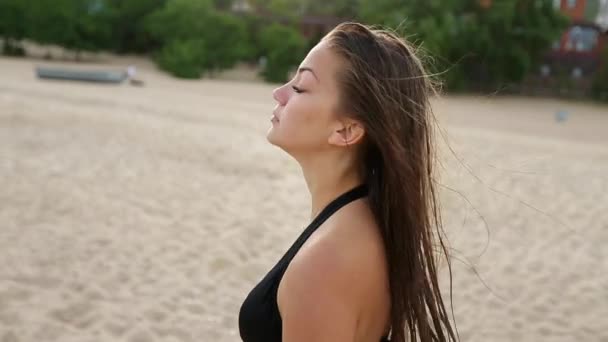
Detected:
[{"left": 324, "top": 22, "right": 457, "bottom": 342}]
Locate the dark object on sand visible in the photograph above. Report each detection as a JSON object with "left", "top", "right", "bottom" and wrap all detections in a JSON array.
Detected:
[
  {"left": 35, "top": 66, "right": 128, "bottom": 84},
  {"left": 129, "top": 78, "right": 145, "bottom": 87}
]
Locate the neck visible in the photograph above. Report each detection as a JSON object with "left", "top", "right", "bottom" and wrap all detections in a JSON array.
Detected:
[{"left": 298, "top": 151, "right": 365, "bottom": 220}]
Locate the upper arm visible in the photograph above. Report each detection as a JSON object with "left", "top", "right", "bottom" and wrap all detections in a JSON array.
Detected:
[{"left": 277, "top": 242, "right": 360, "bottom": 342}]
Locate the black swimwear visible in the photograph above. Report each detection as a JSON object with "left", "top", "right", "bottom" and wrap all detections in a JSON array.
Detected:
[{"left": 238, "top": 184, "right": 390, "bottom": 341}]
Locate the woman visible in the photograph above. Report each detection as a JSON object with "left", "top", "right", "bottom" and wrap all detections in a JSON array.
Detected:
[{"left": 239, "top": 22, "right": 457, "bottom": 342}]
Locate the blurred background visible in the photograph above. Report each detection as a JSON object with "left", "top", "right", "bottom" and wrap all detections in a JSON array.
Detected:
[
  {"left": 1, "top": 0, "right": 607, "bottom": 94},
  {"left": 1, "top": 1, "right": 607, "bottom": 342}
]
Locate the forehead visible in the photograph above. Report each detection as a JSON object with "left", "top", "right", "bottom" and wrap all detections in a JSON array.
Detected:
[{"left": 299, "top": 41, "right": 343, "bottom": 84}]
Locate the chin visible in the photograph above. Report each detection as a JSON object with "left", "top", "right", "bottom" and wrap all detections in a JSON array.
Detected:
[
  {"left": 266, "top": 129, "right": 282, "bottom": 147},
  {"left": 267, "top": 130, "right": 294, "bottom": 157}
]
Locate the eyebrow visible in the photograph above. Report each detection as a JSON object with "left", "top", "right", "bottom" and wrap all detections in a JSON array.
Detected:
[{"left": 297, "top": 67, "right": 319, "bottom": 82}]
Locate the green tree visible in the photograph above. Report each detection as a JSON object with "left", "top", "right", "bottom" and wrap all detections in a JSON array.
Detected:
[
  {"left": 591, "top": 47, "right": 608, "bottom": 102},
  {"left": 212, "top": 0, "right": 235, "bottom": 11},
  {"left": 258, "top": 23, "right": 307, "bottom": 83},
  {"left": 0, "top": 0, "right": 27, "bottom": 55},
  {"left": 455, "top": 0, "right": 568, "bottom": 89},
  {"left": 145, "top": 0, "right": 251, "bottom": 77},
  {"left": 357, "top": 0, "right": 568, "bottom": 91},
  {"left": 248, "top": 0, "right": 357, "bottom": 18},
  {"left": 156, "top": 39, "right": 207, "bottom": 78},
  {"left": 105, "top": 0, "right": 167, "bottom": 53},
  {"left": 26, "top": 0, "right": 114, "bottom": 57},
  {"left": 145, "top": 0, "right": 214, "bottom": 42},
  {"left": 201, "top": 13, "right": 252, "bottom": 72}
]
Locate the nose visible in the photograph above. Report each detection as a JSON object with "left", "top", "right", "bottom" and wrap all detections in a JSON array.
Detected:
[{"left": 272, "top": 83, "right": 289, "bottom": 106}]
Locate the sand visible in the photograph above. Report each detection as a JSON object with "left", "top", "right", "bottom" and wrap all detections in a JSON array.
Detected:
[{"left": 0, "top": 55, "right": 607, "bottom": 342}]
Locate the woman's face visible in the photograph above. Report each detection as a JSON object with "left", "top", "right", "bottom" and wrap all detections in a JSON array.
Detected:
[{"left": 267, "top": 41, "right": 347, "bottom": 156}]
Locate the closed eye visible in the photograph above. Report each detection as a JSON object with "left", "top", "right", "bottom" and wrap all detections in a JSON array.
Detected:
[{"left": 292, "top": 86, "right": 304, "bottom": 94}]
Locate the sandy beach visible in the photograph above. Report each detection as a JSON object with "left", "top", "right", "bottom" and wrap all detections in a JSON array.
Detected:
[{"left": 1, "top": 55, "right": 607, "bottom": 342}]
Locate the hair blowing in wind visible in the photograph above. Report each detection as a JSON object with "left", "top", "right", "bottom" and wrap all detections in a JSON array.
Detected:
[{"left": 324, "top": 22, "right": 458, "bottom": 342}]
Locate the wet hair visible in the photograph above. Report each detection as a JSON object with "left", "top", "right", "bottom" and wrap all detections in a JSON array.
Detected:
[{"left": 325, "top": 22, "right": 457, "bottom": 342}]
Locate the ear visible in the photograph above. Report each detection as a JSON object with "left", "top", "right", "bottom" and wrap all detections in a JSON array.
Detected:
[{"left": 328, "top": 120, "right": 365, "bottom": 147}]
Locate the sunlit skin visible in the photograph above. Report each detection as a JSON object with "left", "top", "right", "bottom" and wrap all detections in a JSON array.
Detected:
[{"left": 267, "top": 40, "right": 392, "bottom": 342}]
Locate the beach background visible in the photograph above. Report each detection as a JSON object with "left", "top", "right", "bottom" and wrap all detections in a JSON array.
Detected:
[{"left": 1, "top": 52, "right": 607, "bottom": 342}]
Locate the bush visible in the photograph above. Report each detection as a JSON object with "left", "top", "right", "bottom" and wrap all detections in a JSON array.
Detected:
[
  {"left": 200, "top": 12, "right": 251, "bottom": 73},
  {"left": 240, "top": 14, "right": 267, "bottom": 61},
  {"left": 145, "top": 0, "right": 213, "bottom": 42},
  {"left": 358, "top": 0, "right": 568, "bottom": 92},
  {"left": 145, "top": 0, "right": 251, "bottom": 78},
  {"left": 591, "top": 47, "right": 608, "bottom": 102},
  {"left": 106, "top": 0, "right": 167, "bottom": 53},
  {"left": 0, "top": 0, "right": 27, "bottom": 55},
  {"left": 258, "top": 24, "right": 306, "bottom": 83},
  {"left": 155, "top": 39, "right": 206, "bottom": 78},
  {"left": 25, "top": 0, "right": 114, "bottom": 55}
]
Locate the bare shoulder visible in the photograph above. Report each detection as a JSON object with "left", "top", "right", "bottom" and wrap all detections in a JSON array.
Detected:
[
  {"left": 281, "top": 199, "right": 387, "bottom": 301},
  {"left": 276, "top": 199, "right": 389, "bottom": 341}
]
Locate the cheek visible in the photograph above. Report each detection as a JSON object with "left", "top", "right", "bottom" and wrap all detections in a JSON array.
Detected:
[
  {"left": 283, "top": 96, "right": 325, "bottom": 131},
  {"left": 279, "top": 97, "right": 331, "bottom": 146}
]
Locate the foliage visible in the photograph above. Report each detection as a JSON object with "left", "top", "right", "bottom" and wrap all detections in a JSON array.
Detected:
[
  {"left": 155, "top": 39, "right": 206, "bottom": 78},
  {"left": 212, "top": 0, "right": 235, "bottom": 11},
  {"left": 357, "top": 0, "right": 568, "bottom": 91},
  {"left": 24, "top": 0, "right": 114, "bottom": 55},
  {"left": 145, "top": 0, "right": 251, "bottom": 77},
  {"left": 145, "top": 0, "right": 215, "bottom": 42},
  {"left": 258, "top": 23, "right": 307, "bottom": 83},
  {"left": 591, "top": 47, "right": 608, "bottom": 102},
  {"left": 105, "top": 0, "right": 167, "bottom": 53},
  {"left": 0, "top": 0, "right": 27, "bottom": 55},
  {"left": 200, "top": 12, "right": 252, "bottom": 71},
  {"left": 0, "top": 0, "right": 584, "bottom": 96},
  {"left": 248, "top": 0, "right": 357, "bottom": 18}
]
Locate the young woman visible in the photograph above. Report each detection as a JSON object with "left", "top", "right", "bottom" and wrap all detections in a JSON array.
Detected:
[{"left": 239, "top": 22, "right": 457, "bottom": 342}]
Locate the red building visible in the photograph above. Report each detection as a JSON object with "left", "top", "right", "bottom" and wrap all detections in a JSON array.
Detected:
[
  {"left": 560, "top": 0, "right": 591, "bottom": 19},
  {"left": 545, "top": 0, "right": 608, "bottom": 77}
]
